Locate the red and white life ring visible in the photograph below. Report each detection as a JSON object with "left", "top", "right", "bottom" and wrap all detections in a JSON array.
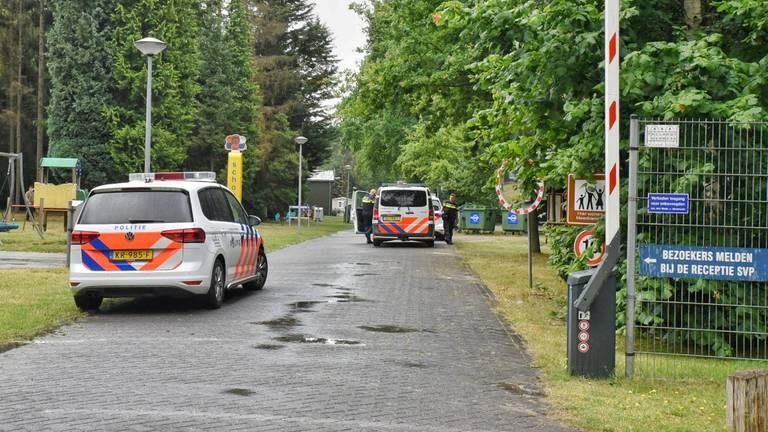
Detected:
[{"left": 495, "top": 160, "right": 544, "bottom": 215}]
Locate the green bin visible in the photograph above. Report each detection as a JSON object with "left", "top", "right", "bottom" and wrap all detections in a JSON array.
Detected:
[
  {"left": 459, "top": 205, "right": 496, "bottom": 233},
  {"left": 501, "top": 210, "right": 527, "bottom": 233}
]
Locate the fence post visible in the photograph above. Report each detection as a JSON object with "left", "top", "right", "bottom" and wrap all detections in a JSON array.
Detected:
[
  {"left": 625, "top": 115, "right": 639, "bottom": 378},
  {"left": 727, "top": 369, "right": 768, "bottom": 432}
]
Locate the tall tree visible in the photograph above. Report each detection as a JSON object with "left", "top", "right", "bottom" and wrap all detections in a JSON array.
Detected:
[
  {"left": 248, "top": 0, "right": 338, "bottom": 216},
  {"left": 189, "top": 0, "right": 260, "bottom": 178},
  {"left": 106, "top": 0, "right": 202, "bottom": 174},
  {"left": 47, "top": 0, "right": 117, "bottom": 188},
  {"left": 36, "top": 0, "right": 46, "bottom": 181}
]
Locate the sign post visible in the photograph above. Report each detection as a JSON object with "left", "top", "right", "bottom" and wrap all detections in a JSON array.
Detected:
[
  {"left": 225, "top": 134, "right": 247, "bottom": 202},
  {"left": 573, "top": 0, "right": 621, "bottom": 311}
]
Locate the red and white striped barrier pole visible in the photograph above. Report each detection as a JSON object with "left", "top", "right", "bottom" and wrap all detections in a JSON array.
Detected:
[{"left": 574, "top": 0, "right": 621, "bottom": 311}]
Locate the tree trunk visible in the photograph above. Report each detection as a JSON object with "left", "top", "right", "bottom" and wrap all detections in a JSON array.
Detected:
[
  {"left": 684, "top": 0, "right": 703, "bottom": 30},
  {"left": 36, "top": 0, "right": 45, "bottom": 182},
  {"left": 528, "top": 208, "right": 541, "bottom": 253},
  {"left": 14, "top": 0, "right": 22, "bottom": 204}
]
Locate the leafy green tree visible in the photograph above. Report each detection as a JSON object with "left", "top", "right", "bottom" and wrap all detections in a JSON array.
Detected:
[
  {"left": 46, "top": 0, "right": 116, "bottom": 188},
  {"left": 189, "top": 0, "right": 260, "bottom": 176},
  {"left": 105, "top": 0, "right": 202, "bottom": 174}
]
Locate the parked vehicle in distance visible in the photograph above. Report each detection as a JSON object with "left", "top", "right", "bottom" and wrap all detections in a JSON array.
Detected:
[
  {"left": 68, "top": 172, "right": 268, "bottom": 311},
  {"left": 372, "top": 183, "right": 435, "bottom": 247},
  {"left": 431, "top": 195, "right": 445, "bottom": 241}
]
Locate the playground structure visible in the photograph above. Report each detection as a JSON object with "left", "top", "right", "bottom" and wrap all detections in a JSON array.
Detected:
[
  {"left": 0, "top": 152, "right": 43, "bottom": 240},
  {"left": 32, "top": 158, "right": 85, "bottom": 230}
]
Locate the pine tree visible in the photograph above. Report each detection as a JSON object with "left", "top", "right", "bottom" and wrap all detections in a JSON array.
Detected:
[
  {"left": 248, "top": 0, "right": 337, "bottom": 216},
  {"left": 190, "top": 0, "right": 260, "bottom": 183},
  {"left": 46, "top": 0, "right": 116, "bottom": 188},
  {"left": 106, "top": 0, "right": 202, "bottom": 174}
]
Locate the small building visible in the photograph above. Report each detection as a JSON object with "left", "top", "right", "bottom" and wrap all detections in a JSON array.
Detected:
[
  {"left": 332, "top": 197, "right": 349, "bottom": 215},
  {"left": 306, "top": 170, "right": 335, "bottom": 216}
]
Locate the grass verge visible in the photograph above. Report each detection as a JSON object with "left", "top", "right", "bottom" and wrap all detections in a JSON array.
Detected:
[
  {"left": 455, "top": 233, "right": 760, "bottom": 432},
  {"left": 0, "top": 215, "right": 351, "bottom": 349}
]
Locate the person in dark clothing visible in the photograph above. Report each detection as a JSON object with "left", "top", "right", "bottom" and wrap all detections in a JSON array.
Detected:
[
  {"left": 361, "top": 189, "right": 377, "bottom": 244},
  {"left": 442, "top": 192, "right": 459, "bottom": 245}
]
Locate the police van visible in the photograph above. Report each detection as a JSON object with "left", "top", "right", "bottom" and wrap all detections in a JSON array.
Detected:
[
  {"left": 68, "top": 172, "right": 267, "bottom": 311},
  {"left": 371, "top": 183, "right": 435, "bottom": 247}
]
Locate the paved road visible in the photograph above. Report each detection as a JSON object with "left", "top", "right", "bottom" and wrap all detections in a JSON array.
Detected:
[
  {"left": 0, "top": 251, "right": 66, "bottom": 269},
  {"left": 0, "top": 230, "right": 570, "bottom": 431}
]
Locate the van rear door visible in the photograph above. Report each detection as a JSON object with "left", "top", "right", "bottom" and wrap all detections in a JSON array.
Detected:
[
  {"left": 377, "top": 189, "right": 431, "bottom": 236},
  {"left": 352, "top": 190, "right": 368, "bottom": 233}
]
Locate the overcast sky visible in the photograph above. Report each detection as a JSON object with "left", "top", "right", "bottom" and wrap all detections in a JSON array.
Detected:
[{"left": 310, "top": 0, "right": 367, "bottom": 72}]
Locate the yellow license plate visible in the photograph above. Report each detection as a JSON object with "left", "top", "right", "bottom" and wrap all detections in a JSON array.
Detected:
[
  {"left": 383, "top": 215, "right": 401, "bottom": 221},
  {"left": 112, "top": 250, "right": 153, "bottom": 261}
]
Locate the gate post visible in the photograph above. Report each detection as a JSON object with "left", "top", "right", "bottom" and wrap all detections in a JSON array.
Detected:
[
  {"left": 727, "top": 369, "right": 768, "bottom": 432},
  {"left": 625, "top": 115, "right": 639, "bottom": 378}
]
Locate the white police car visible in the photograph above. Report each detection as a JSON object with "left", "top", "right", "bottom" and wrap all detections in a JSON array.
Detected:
[{"left": 69, "top": 172, "right": 267, "bottom": 311}]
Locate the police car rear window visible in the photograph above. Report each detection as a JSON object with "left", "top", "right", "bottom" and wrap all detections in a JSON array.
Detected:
[
  {"left": 380, "top": 190, "right": 427, "bottom": 207},
  {"left": 79, "top": 190, "right": 193, "bottom": 224}
]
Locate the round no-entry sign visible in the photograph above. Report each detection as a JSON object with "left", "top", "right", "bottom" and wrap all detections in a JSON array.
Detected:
[{"left": 574, "top": 230, "right": 606, "bottom": 267}]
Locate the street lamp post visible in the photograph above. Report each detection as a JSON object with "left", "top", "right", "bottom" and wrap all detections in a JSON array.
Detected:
[
  {"left": 344, "top": 164, "right": 352, "bottom": 223},
  {"left": 295, "top": 136, "right": 308, "bottom": 232},
  {"left": 134, "top": 37, "right": 167, "bottom": 175}
]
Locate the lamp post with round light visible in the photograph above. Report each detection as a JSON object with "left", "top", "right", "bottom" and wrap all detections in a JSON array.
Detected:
[
  {"left": 134, "top": 37, "right": 167, "bottom": 174},
  {"left": 295, "top": 136, "right": 308, "bottom": 232}
]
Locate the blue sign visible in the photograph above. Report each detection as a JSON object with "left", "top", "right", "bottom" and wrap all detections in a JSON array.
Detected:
[
  {"left": 469, "top": 212, "right": 481, "bottom": 225},
  {"left": 507, "top": 212, "right": 518, "bottom": 225},
  {"left": 640, "top": 244, "right": 768, "bottom": 282},
  {"left": 648, "top": 193, "right": 689, "bottom": 214}
]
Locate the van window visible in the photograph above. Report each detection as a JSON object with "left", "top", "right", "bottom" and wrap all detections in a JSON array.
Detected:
[
  {"left": 380, "top": 190, "right": 427, "bottom": 207},
  {"left": 80, "top": 190, "right": 192, "bottom": 224}
]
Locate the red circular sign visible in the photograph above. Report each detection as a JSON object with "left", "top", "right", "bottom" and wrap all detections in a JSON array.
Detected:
[
  {"left": 578, "top": 320, "right": 590, "bottom": 331},
  {"left": 578, "top": 331, "right": 590, "bottom": 342},
  {"left": 573, "top": 230, "right": 606, "bottom": 267},
  {"left": 578, "top": 342, "right": 590, "bottom": 353}
]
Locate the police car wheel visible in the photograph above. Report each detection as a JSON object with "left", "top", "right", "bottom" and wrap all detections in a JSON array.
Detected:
[
  {"left": 74, "top": 294, "right": 102, "bottom": 312},
  {"left": 204, "top": 259, "right": 225, "bottom": 309},
  {"left": 372, "top": 239, "right": 382, "bottom": 247},
  {"left": 244, "top": 249, "right": 268, "bottom": 291},
  {"left": 435, "top": 233, "right": 444, "bottom": 241},
  {"left": 425, "top": 240, "right": 435, "bottom": 248}
]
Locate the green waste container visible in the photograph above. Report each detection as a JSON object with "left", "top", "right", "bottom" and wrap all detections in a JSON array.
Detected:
[
  {"left": 459, "top": 205, "right": 496, "bottom": 233},
  {"left": 501, "top": 210, "right": 527, "bottom": 233}
]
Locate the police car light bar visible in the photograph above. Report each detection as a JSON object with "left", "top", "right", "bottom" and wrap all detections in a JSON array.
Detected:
[{"left": 128, "top": 172, "right": 217, "bottom": 182}]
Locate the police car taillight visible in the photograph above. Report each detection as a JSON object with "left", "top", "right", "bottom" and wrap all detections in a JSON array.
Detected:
[
  {"left": 429, "top": 207, "right": 435, "bottom": 221},
  {"left": 161, "top": 228, "right": 206, "bottom": 243},
  {"left": 72, "top": 230, "right": 100, "bottom": 245},
  {"left": 373, "top": 207, "right": 379, "bottom": 220},
  {"left": 128, "top": 172, "right": 216, "bottom": 182}
]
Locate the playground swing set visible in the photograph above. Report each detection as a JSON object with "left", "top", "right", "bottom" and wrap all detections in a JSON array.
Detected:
[{"left": 0, "top": 152, "right": 44, "bottom": 242}]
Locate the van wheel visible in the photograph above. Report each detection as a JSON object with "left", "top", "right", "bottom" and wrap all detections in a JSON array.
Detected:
[
  {"left": 204, "top": 259, "right": 225, "bottom": 309},
  {"left": 373, "top": 239, "right": 382, "bottom": 247},
  {"left": 425, "top": 240, "right": 435, "bottom": 248},
  {"left": 74, "top": 294, "right": 102, "bottom": 312},
  {"left": 244, "top": 249, "right": 268, "bottom": 291}
]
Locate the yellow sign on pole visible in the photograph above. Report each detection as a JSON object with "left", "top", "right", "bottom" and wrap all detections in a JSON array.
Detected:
[
  {"left": 227, "top": 151, "right": 243, "bottom": 202},
  {"left": 225, "top": 134, "right": 247, "bottom": 202}
]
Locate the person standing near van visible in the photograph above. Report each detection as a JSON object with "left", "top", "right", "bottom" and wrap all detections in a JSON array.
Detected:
[
  {"left": 361, "top": 189, "right": 377, "bottom": 244},
  {"left": 442, "top": 192, "right": 459, "bottom": 244}
]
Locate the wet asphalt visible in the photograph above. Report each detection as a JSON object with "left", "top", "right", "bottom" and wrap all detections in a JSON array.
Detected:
[
  {"left": 0, "top": 230, "right": 571, "bottom": 431},
  {"left": 0, "top": 251, "right": 66, "bottom": 269}
]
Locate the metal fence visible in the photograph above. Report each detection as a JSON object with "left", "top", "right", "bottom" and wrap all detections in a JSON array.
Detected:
[{"left": 626, "top": 117, "right": 768, "bottom": 377}]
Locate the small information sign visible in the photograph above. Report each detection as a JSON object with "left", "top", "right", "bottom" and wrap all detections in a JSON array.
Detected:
[
  {"left": 645, "top": 125, "right": 679, "bottom": 148},
  {"left": 639, "top": 244, "right": 768, "bottom": 282},
  {"left": 469, "top": 212, "right": 481, "bottom": 225},
  {"left": 567, "top": 174, "right": 605, "bottom": 226},
  {"left": 507, "top": 212, "right": 518, "bottom": 225},
  {"left": 648, "top": 193, "right": 689, "bottom": 214}
]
